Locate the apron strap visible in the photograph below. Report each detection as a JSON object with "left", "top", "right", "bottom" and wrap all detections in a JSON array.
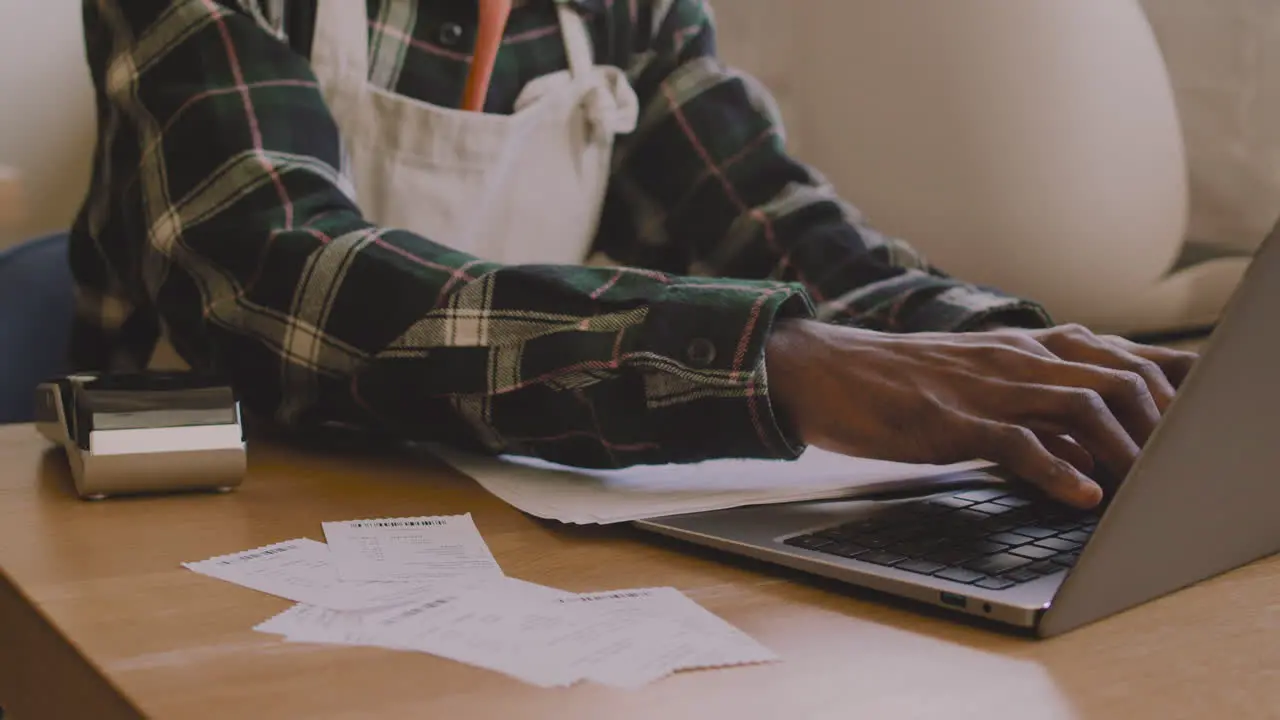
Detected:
[
  {"left": 556, "top": 2, "right": 595, "bottom": 82},
  {"left": 310, "top": 0, "right": 373, "bottom": 113},
  {"left": 554, "top": 0, "right": 639, "bottom": 140}
]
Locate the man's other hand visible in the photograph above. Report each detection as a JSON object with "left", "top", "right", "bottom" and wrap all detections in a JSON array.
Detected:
[{"left": 765, "top": 320, "right": 1199, "bottom": 509}]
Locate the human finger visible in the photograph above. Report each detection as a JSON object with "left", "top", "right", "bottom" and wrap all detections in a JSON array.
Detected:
[
  {"left": 1043, "top": 363, "right": 1162, "bottom": 445},
  {"left": 1015, "top": 384, "right": 1143, "bottom": 482},
  {"left": 964, "top": 419, "right": 1102, "bottom": 508},
  {"left": 1040, "top": 329, "right": 1178, "bottom": 412},
  {"left": 992, "top": 350, "right": 1161, "bottom": 448},
  {"left": 1037, "top": 432, "right": 1094, "bottom": 475},
  {"left": 1101, "top": 335, "right": 1199, "bottom": 388}
]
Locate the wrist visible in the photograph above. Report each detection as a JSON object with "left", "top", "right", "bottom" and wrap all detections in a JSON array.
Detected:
[{"left": 764, "top": 319, "right": 822, "bottom": 445}]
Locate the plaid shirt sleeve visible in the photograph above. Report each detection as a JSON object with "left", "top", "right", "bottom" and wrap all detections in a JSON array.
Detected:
[
  {"left": 71, "top": 0, "right": 816, "bottom": 467},
  {"left": 607, "top": 1, "right": 1053, "bottom": 333}
]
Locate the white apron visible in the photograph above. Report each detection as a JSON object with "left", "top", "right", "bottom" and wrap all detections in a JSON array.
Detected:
[
  {"left": 149, "top": 0, "right": 639, "bottom": 370},
  {"left": 310, "top": 0, "right": 638, "bottom": 265}
]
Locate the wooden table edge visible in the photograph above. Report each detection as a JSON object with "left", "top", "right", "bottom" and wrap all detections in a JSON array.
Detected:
[{"left": 0, "top": 565, "right": 142, "bottom": 719}]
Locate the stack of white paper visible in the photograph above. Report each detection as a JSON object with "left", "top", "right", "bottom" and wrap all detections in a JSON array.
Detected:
[
  {"left": 183, "top": 514, "right": 777, "bottom": 688},
  {"left": 433, "top": 445, "right": 997, "bottom": 524}
]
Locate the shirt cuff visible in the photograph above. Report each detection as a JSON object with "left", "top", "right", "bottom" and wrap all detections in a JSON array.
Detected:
[
  {"left": 828, "top": 282, "right": 1053, "bottom": 333},
  {"left": 634, "top": 278, "right": 814, "bottom": 463},
  {"left": 923, "top": 286, "right": 1055, "bottom": 332}
]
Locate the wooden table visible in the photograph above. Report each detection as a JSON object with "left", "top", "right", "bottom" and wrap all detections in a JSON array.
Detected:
[{"left": 0, "top": 423, "right": 1275, "bottom": 719}]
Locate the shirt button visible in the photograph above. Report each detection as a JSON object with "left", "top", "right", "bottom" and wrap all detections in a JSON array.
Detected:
[
  {"left": 685, "top": 338, "right": 718, "bottom": 367},
  {"left": 438, "top": 22, "right": 465, "bottom": 46}
]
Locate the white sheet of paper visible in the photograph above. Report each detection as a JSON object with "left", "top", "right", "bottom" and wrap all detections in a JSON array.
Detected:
[
  {"left": 254, "top": 581, "right": 775, "bottom": 689},
  {"left": 257, "top": 579, "right": 579, "bottom": 687},
  {"left": 433, "top": 445, "right": 998, "bottom": 524},
  {"left": 182, "top": 538, "right": 470, "bottom": 611},
  {"left": 320, "top": 514, "right": 505, "bottom": 583},
  {"left": 254, "top": 577, "right": 570, "bottom": 639},
  {"left": 552, "top": 588, "right": 779, "bottom": 688},
  {"left": 255, "top": 603, "right": 403, "bottom": 645}
]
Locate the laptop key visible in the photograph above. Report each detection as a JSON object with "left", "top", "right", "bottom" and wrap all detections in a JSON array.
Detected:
[
  {"left": 783, "top": 535, "right": 833, "bottom": 551},
  {"left": 1009, "top": 545, "right": 1058, "bottom": 560},
  {"left": 1010, "top": 526, "right": 1057, "bottom": 539},
  {"left": 984, "top": 520, "right": 1021, "bottom": 533},
  {"left": 1044, "top": 519, "right": 1083, "bottom": 532},
  {"left": 964, "top": 553, "right": 1031, "bottom": 575},
  {"left": 987, "top": 532, "right": 1035, "bottom": 547},
  {"left": 1025, "top": 560, "right": 1065, "bottom": 575},
  {"left": 975, "top": 577, "right": 1017, "bottom": 590},
  {"left": 886, "top": 539, "right": 945, "bottom": 557},
  {"left": 895, "top": 559, "right": 946, "bottom": 575},
  {"left": 928, "top": 496, "right": 976, "bottom": 510},
  {"left": 826, "top": 543, "right": 871, "bottom": 559},
  {"left": 992, "top": 495, "right": 1032, "bottom": 508},
  {"left": 954, "top": 488, "right": 1008, "bottom": 503},
  {"left": 935, "top": 567, "right": 986, "bottom": 584},
  {"left": 959, "top": 540, "right": 1012, "bottom": 555},
  {"left": 990, "top": 509, "right": 1037, "bottom": 526},
  {"left": 858, "top": 550, "right": 908, "bottom": 566},
  {"left": 968, "top": 502, "right": 1016, "bottom": 516},
  {"left": 1034, "top": 537, "right": 1082, "bottom": 553},
  {"left": 849, "top": 535, "right": 896, "bottom": 549},
  {"left": 1052, "top": 552, "right": 1081, "bottom": 567},
  {"left": 937, "top": 522, "right": 989, "bottom": 540},
  {"left": 1060, "top": 530, "right": 1093, "bottom": 543},
  {"left": 1002, "top": 569, "right": 1043, "bottom": 583},
  {"left": 923, "top": 548, "right": 981, "bottom": 565},
  {"left": 952, "top": 509, "right": 991, "bottom": 523},
  {"left": 821, "top": 522, "right": 879, "bottom": 538},
  {"left": 836, "top": 517, "right": 895, "bottom": 534}
]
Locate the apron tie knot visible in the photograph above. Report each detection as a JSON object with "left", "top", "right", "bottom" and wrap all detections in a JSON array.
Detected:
[{"left": 581, "top": 67, "right": 639, "bottom": 141}]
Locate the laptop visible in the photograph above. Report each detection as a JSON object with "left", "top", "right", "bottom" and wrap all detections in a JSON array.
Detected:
[{"left": 634, "top": 228, "right": 1280, "bottom": 638}]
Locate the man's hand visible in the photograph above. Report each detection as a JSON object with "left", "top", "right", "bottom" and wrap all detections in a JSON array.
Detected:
[{"left": 765, "top": 320, "right": 1199, "bottom": 509}]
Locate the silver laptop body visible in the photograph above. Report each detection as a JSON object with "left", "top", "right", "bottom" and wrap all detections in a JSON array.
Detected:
[{"left": 635, "top": 229, "right": 1280, "bottom": 637}]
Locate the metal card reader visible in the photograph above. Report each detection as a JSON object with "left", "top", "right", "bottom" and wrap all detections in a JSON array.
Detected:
[{"left": 34, "top": 371, "right": 247, "bottom": 500}]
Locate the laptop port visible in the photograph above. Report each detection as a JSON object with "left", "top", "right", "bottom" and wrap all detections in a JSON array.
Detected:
[{"left": 939, "top": 592, "right": 967, "bottom": 609}]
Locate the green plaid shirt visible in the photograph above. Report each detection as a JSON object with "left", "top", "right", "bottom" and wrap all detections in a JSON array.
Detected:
[{"left": 70, "top": 0, "right": 1050, "bottom": 466}]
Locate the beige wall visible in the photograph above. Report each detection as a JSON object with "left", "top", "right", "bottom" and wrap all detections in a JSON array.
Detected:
[
  {"left": 0, "top": 1, "right": 96, "bottom": 248},
  {"left": 709, "top": 1, "right": 803, "bottom": 156}
]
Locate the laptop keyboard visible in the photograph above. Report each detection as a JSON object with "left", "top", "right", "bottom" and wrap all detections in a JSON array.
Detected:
[{"left": 782, "top": 488, "right": 1098, "bottom": 591}]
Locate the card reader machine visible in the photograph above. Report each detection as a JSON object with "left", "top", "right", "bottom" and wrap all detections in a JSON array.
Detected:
[{"left": 34, "top": 371, "right": 247, "bottom": 500}]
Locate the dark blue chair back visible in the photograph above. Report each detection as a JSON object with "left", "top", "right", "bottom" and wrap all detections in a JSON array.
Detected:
[{"left": 0, "top": 233, "right": 73, "bottom": 423}]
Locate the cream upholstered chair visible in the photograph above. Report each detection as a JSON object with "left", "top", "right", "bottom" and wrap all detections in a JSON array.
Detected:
[
  {"left": 0, "top": 3, "right": 91, "bottom": 421},
  {"left": 714, "top": 0, "right": 1251, "bottom": 336}
]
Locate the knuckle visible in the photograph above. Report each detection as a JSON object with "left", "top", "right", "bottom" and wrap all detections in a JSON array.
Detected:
[
  {"left": 1004, "top": 333, "right": 1046, "bottom": 354},
  {"left": 994, "top": 424, "right": 1038, "bottom": 448},
  {"left": 1064, "top": 388, "right": 1108, "bottom": 416},
  {"left": 969, "top": 343, "right": 1013, "bottom": 365},
  {"left": 1128, "top": 358, "right": 1163, "bottom": 379},
  {"left": 975, "top": 339, "right": 1041, "bottom": 364},
  {"left": 1061, "top": 323, "right": 1093, "bottom": 338},
  {"left": 1110, "top": 369, "right": 1150, "bottom": 397}
]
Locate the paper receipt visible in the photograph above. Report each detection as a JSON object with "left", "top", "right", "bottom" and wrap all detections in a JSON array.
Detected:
[
  {"left": 321, "top": 514, "right": 504, "bottom": 583},
  {"left": 187, "top": 517, "right": 780, "bottom": 688},
  {"left": 182, "top": 538, "right": 476, "bottom": 611},
  {"left": 252, "top": 584, "right": 778, "bottom": 689}
]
